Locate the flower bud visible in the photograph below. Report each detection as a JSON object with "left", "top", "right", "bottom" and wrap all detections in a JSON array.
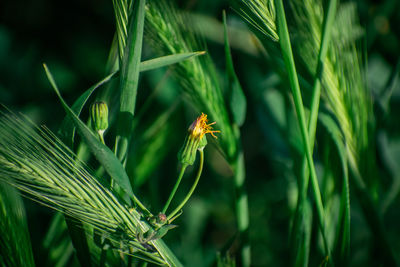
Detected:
[
  {"left": 91, "top": 101, "right": 109, "bottom": 134},
  {"left": 178, "top": 135, "right": 202, "bottom": 166},
  {"left": 148, "top": 213, "right": 168, "bottom": 228},
  {"left": 178, "top": 113, "right": 219, "bottom": 165}
]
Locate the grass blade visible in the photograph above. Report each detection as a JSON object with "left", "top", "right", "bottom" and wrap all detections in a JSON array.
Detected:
[
  {"left": 58, "top": 71, "right": 118, "bottom": 147},
  {"left": 43, "top": 63, "right": 138, "bottom": 205},
  {"left": 273, "top": 0, "right": 331, "bottom": 259},
  {"left": 232, "top": 149, "right": 250, "bottom": 267},
  {"left": 0, "top": 181, "right": 35, "bottom": 267},
  {"left": 319, "top": 113, "right": 350, "bottom": 264},
  {"left": 291, "top": 0, "right": 337, "bottom": 264},
  {"left": 56, "top": 70, "right": 117, "bottom": 267},
  {"left": 223, "top": 11, "right": 251, "bottom": 266},
  {"left": 223, "top": 10, "right": 247, "bottom": 127},
  {"left": 140, "top": 52, "right": 205, "bottom": 72},
  {"left": 115, "top": 0, "right": 146, "bottom": 164},
  {"left": 222, "top": 15, "right": 250, "bottom": 264},
  {"left": 65, "top": 215, "right": 92, "bottom": 267}
]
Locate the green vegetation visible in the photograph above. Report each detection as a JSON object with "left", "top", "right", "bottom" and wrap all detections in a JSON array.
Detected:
[{"left": 1, "top": 0, "right": 400, "bottom": 266}]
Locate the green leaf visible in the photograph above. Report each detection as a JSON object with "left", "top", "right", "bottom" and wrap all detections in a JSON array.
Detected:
[
  {"left": 223, "top": 10, "right": 247, "bottom": 127},
  {"left": 140, "top": 52, "right": 205, "bottom": 72},
  {"left": 0, "top": 181, "right": 35, "bottom": 267},
  {"left": 274, "top": 0, "right": 330, "bottom": 258},
  {"left": 58, "top": 71, "right": 118, "bottom": 147},
  {"left": 291, "top": 1, "right": 338, "bottom": 265},
  {"left": 319, "top": 113, "right": 350, "bottom": 264},
  {"left": 115, "top": 0, "right": 146, "bottom": 163},
  {"left": 43, "top": 63, "right": 135, "bottom": 203},
  {"left": 65, "top": 216, "right": 92, "bottom": 267}
]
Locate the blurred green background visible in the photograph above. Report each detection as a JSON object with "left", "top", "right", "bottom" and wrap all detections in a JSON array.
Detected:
[{"left": 1, "top": 0, "right": 400, "bottom": 266}]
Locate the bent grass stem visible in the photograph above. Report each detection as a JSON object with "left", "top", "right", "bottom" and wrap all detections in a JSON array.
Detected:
[
  {"left": 162, "top": 164, "right": 188, "bottom": 214},
  {"left": 168, "top": 150, "right": 204, "bottom": 222}
]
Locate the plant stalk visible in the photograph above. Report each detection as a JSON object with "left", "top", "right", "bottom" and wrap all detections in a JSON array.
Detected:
[
  {"left": 168, "top": 150, "right": 204, "bottom": 221},
  {"left": 115, "top": 0, "right": 146, "bottom": 165},
  {"left": 274, "top": 0, "right": 331, "bottom": 258},
  {"left": 162, "top": 164, "right": 188, "bottom": 214},
  {"left": 291, "top": 0, "right": 337, "bottom": 264},
  {"left": 233, "top": 146, "right": 250, "bottom": 267}
]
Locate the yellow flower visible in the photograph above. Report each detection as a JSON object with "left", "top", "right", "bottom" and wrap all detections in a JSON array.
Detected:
[
  {"left": 178, "top": 113, "right": 220, "bottom": 166},
  {"left": 188, "top": 113, "right": 220, "bottom": 139}
]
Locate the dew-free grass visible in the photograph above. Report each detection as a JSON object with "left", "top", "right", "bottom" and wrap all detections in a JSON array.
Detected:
[{"left": 1, "top": 0, "right": 399, "bottom": 266}]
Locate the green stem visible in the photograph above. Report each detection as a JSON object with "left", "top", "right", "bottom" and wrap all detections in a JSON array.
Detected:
[
  {"left": 291, "top": 0, "right": 337, "bottom": 264},
  {"left": 233, "top": 146, "right": 250, "bottom": 267},
  {"left": 274, "top": 0, "right": 330, "bottom": 258},
  {"left": 162, "top": 164, "right": 188, "bottom": 214},
  {"left": 131, "top": 194, "right": 151, "bottom": 216},
  {"left": 114, "top": 0, "right": 146, "bottom": 165},
  {"left": 167, "top": 150, "right": 204, "bottom": 221}
]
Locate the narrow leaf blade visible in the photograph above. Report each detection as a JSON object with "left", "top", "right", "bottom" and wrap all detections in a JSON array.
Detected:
[
  {"left": 223, "top": 10, "right": 247, "bottom": 127},
  {"left": 115, "top": 0, "right": 146, "bottom": 163},
  {"left": 319, "top": 113, "right": 350, "bottom": 264},
  {"left": 140, "top": 52, "right": 205, "bottom": 72},
  {"left": 65, "top": 216, "right": 92, "bottom": 267},
  {"left": 58, "top": 71, "right": 118, "bottom": 147},
  {"left": 43, "top": 63, "right": 135, "bottom": 201},
  {"left": 0, "top": 182, "right": 35, "bottom": 267}
]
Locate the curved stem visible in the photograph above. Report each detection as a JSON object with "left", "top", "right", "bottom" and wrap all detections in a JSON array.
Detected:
[
  {"left": 167, "top": 150, "right": 204, "bottom": 221},
  {"left": 131, "top": 194, "right": 151, "bottom": 215},
  {"left": 162, "top": 164, "right": 188, "bottom": 214}
]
